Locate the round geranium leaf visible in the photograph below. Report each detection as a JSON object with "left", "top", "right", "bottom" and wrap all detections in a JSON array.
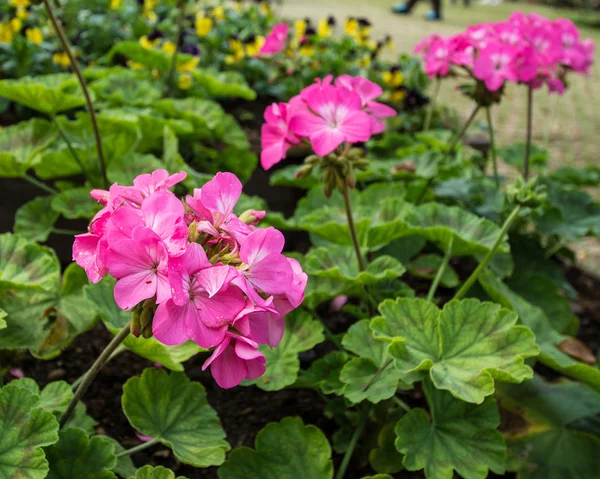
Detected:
[
  {"left": 372, "top": 298, "right": 539, "bottom": 404},
  {"left": 0, "top": 118, "right": 56, "bottom": 177},
  {"left": 14, "top": 196, "right": 59, "bottom": 243},
  {"left": 45, "top": 428, "right": 117, "bottom": 479},
  {"left": 218, "top": 417, "right": 333, "bottom": 479},
  {"left": 128, "top": 465, "right": 188, "bottom": 479},
  {"left": 0, "top": 383, "right": 59, "bottom": 479},
  {"left": 122, "top": 368, "right": 229, "bottom": 467}
]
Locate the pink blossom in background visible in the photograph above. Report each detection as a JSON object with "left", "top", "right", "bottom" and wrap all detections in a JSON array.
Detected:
[
  {"left": 473, "top": 44, "right": 518, "bottom": 91},
  {"left": 260, "top": 102, "right": 301, "bottom": 169},
  {"left": 74, "top": 169, "right": 306, "bottom": 389},
  {"left": 258, "top": 23, "right": 289, "bottom": 55}
]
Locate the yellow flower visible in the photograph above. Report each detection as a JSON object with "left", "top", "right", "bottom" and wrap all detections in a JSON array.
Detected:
[
  {"left": 139, "top": 35, "right": 158, "bottom": 49},
  {"left": 110, "top": 0, "right": 121, "bottom": 9},
  {"left": 212, "top": 6, "right": 225, "bottom": 21},
  {"left": 359, "top": 55, "right": 371, "bottom": 68},
  {"left": 177, "top": 73, "right": 193, "bottom": 90},
  {"left": 259, "top": 2, "right": 271, "bottom": 15},
  {"left": 127, "top": 60, "right": 145, "bottom": 70},
  {"left": 345, "top": 18, "right": 358, "bottom": 37},
  {"left": 245, "top": 36, "right": 265, "bottom": 57},
  {"left": 16, "top": 7, "right": 28, "bottom": 20},
  {"left": 10, "top": 18, "right": 22, "bottom": 33},
  {"left": 383, "top": 69, "right": 403, "bottom": 88},
  {"left": 144, "top": 0, "right": 157, "bottom": 9},
  {"left": 152, "top": 68, "right": 161, "bottom": 79},
  {"left": 144, "top": 9, "right": 157, "bottom": 23},
  {"left": 195, "top": 16, "right": 212, "bottom": 37},
  {"left": 0, "top": 23, "right": 14, "bottom": 44},
  {"left": 9, "top": 0, "right": 30, "bottom": 7},
  {"left": 52, "top": 52, "right": 71, "bottom": 68},
  {"left": 225, "top": 38, "right": 245, "bottom": 64},
  {"left": 26, "top": 27, "right": 43, "bottom": 45},
  {"left": 317, "top": 19, "right": 331, "bottom": 38},
  {"left": 391, "top": 89, "right": 407, "bottom": 103},
  {"left": 294, "top": 19, "right": 306, "bottom": 40},
  {"left": 300, "top": 44, "right": 314, "bottom": 57},
  {"left": 177, "top": 57, "right": 199, "bottom": 72},
  {"left": 162, "top": 40, "right": 176, "bottom": 54},
  {"left": 360, "top": 38, "right": 377, "bottom": 51}
]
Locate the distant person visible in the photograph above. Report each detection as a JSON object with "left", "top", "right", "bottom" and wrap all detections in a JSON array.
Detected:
[{"left": 392, "top": 0, "right": 443, "bottom": 20}]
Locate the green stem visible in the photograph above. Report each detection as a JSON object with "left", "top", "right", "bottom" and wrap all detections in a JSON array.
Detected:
[
  {"left": 42, "top": 0, "right": 109, "bottom": 190},
  {"left": 453, "top": 205, "right": 521, "bottom": 300},
  {"left": 423, "top": 77, "right": 441, "bottom": 132},
  {"left": 59, "top": 321, "right": 131, "bottom": 427},
  {"left": 70, "top": 348, "right": 124, "bottom": 390},
  {"left": 342, "top": 190, "right": 366, "bottom": 272},
  {"left": 393, "top": 396, "right": 411, "bottom": 413},
  {"left": 115, "top": 438, "right": 160, "bottom": 458},
  {"left": 486, "top": 107, "right": 499, "bottom": 189},
  {"left": 426, "top": 236, "right": 453, "bottom": 302},
  {"left": 335, "top": 405, "right": 369, "bottom": 479},
  {"left": 166, "top": 0, "right": 186, "bottom": 97},
  {"left": 22, "top": 173, "right": 58, "bottom": 194},
  {"left": 362, "top": 358, "right": 392, "bottom": 392},
  {"left": 52, "top": 228, "right": 85, "bottom": 235},
  {"left": 52, "top": 115, "right": 88, "bottom": 180},
  {"left": 447, "top": 104, "right": 480, "bottom": 156},
  {"left": 524, "top": 87, "right": 533, "bottom": 181}
]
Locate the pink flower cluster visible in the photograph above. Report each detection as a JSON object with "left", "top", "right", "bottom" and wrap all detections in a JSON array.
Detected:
[
  {"left": 73, "top": 170, "right": 306, "bottom": 389},
  {"left": 416, "top": 13, "right": 594, "bottom": 93},
  {"left": 260, "top": 75, "right": 396, "bottom": 169},
  {"left": 259, "top": 23, "right": 289, "bottom": 56}
]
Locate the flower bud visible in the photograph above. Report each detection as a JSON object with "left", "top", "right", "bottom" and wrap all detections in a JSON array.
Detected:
[
  {"left": 239, "top": 209, "right": 265, "bottom": 225},
  {"left": 295, "top": 164, "right": 314, "bottom": 178},
  {"left": 506, "top": 176, "right": 547, "bottom": 209}
]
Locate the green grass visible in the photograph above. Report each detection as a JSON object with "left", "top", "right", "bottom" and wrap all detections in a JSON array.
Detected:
[{"left": 280, "top": 0, "right": 600, "bottom": 170}]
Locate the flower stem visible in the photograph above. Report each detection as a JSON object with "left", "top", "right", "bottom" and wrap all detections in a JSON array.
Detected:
[
  {"left": 426, "top": 236, "right": 453, "bottom": 302},
  {"left": 52, "top": 115, "right": 89, "bottom": 181},
  {"left": 486, "top": 107, "right": 500, "bottom": 189},
  {"left": 342, "top": 190, "right": 365, "bottom": 272},
  {"left": 115, "top": 438, "right": 160, "bottom": 458},
  {"left": 423, "top": 77, "right": 441, "bottom": 132},
  {"left": 362, "top": 358, "right": 392, "bottom": 392},
  {"left": 52, "top": 228, "right": 85, "bottom": 235},
  {"left": 453, "top": 205, "right": 521, "bottom": 300},
  {"left": 524, "top": 87, "right": 533, "bottom": 181},
  {"left": 393, "top": 396, "right": 411, "bottom": 413},
  {"left": 447, "top": 104, "right": 480, "bottom": 156},
  {"left": 42, "top": 0, "right": 109, "bottom": 190},
  {"left": 335, "top": 404, "right": 369, "bottom": 479},
  {"left": 22, "top": 173, "right": 58, "bottom": 195},
  {"left": 60, "top": 321, "right": 131, "bottom": 427},
  {"left": 166, "top": 0, "right": 186, "bottom": 97}
]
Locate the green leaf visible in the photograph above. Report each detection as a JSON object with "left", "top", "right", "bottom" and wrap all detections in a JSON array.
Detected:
[
  {"left": 305, "top": 245, "right": 406, "bottom": 286},
  {"left": 45, "top": 428, "right": 117, "bottom": 479},
  {"left": 0, "top": 74, "right": 86, "bottom": 115},
  {"left": 403, "top": 202, "right": 510, "bottom": 256},
  {"left": 51, "top": 188, "right": 101, "bottom": 219},
  {"left": 122, "top": 368, "right": 230, "bottom": 467},
  {"left": 62, "top": 403, "right": 97, "bottom": 435},
  {"left": 218, "top": 417, "right": 333, "bottom": 479},
  {"left": 103, "top": 438, "right": 137, "bottom": 479},
  {"left": 407, "top": 254, "right": 459, "bottom": 288},
  {"left": 498, "top": 142, "right": 549, "bottom": 170},
  {"left": 107, "top": 153, "right": 164, "bottom": 186},
  {"left": 298, "top": 351, "right": 349, "bottom": 395},
  {"left": 105, "top": 42, "right": 196, "bottom": 73},
  {"left": 479, "top": 270, "right": 600, "bottom": 393},
  {"left": 14, "top": 196, "right": 59, "bottom": 242},
  {"left": 84, "top": 277, "right": 201, "bottom": 370},
  {"left": 340, "top": 320, "right": 406, "bottom": 404},
  {"left": 162, "top": 127, "right": 211, "bottom": 192},
  {"left": 498, "top": 375, "right": 600, "bottom": 479},
  {"left": 0, "top": 118, "right": 57, "bottom": 177},
  {"left": 270, "top": 164, "right": 320, "bottom": 189},
  {"left": 128, "top": 465, "right": 188, "bottom": 479},
  {"left": 90, "top": 70, "right": 162, "bottom": 107},
  {"left": 0, "top": 382, "right": 59, "bottom": 479},
  {"left": 369, "top": 412, "right": 405, "bottom": 474},
  {"left": 372, "top": 298, "right": 539, "bottom": 403},
  {"left": 191, "top": 69, "right": 256, "bottom": 100},
  {"left": 245, "top": 310, "right": 324, "bottom": 391},
  {"left": 0, "top": 309, "right": 6, "bottom": 330},
  {"left": 395, "top": 379, "right": 505, "bottom": 479}
]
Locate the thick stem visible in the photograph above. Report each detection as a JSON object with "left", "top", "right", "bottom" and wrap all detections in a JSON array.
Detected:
[
  {"left": 60, "top": 321, "right": 131, "bottom": 427},
  {"left": 426, "top": 236, "right": 453, "bottom": 302},
  {"left": 52, "top": 115, "right": 88, "bottom": 180},
  {"left": 22, "top": 173, "right": 58, "bottom": 194},
  {"left": 335, "top": 405, "right": 369, "bottom": 479},
  {"left": 453, "top": 205, "right": 521, "bottom": 300},
  {"left": 166, "top": 0, "right": 186, "bottom": 97},
  {"left": 423, "top": 77, "right": 441, "bottom": 132},
  {"left": 42, "top": 0, "right": 109, "bottom": 189},
  {"left": 524, "top": 87, "right": 533, "bottom": 181},
  {"left": 52, "top": 228, "right": 85, "bottom": 235},
  {"left": 115, "top": 438, "right": 160, "bottom": 458},
  {"left": 486, "top": 107, "right": 499, "bottom": 189},
  {"left": 393, "top": 396, "right": 411, "bottom": 413},
  {"left": 447, "top": 104, "right": 480, "bottom": 155},
  {"left": 342, "top": 190, "right": 366, "bottom": 272},
  {"left": 362, "top": 358, "right": 392, "bottom": 392}
]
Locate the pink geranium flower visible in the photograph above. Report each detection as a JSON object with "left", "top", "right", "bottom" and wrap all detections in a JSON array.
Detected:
[
  {"left": 260, "top": 102, "right": 301, "bottom": 170},
  {"left": 473, "top": 44, "right": 518, "bottom": 91},
  {"left": 73, "top": 209, "right": 110, "bottom": 283},
  {"left": 288, "top": 84, "right": 372, "bottom": 156},
  {"left": 104, "top": 226, "right": 170, "bottom": 310},
  {"left": 202, "top": 332, "right": 266, "bottom": 389},
  {"left": 424, "top": 39, "right": 453, "bottom": 77},
  {"left": 152, "top": 243, "right": 245, "bottom": 348},
  {"left": 259, "top": 23, "right": 289, "bottom": 55}
]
